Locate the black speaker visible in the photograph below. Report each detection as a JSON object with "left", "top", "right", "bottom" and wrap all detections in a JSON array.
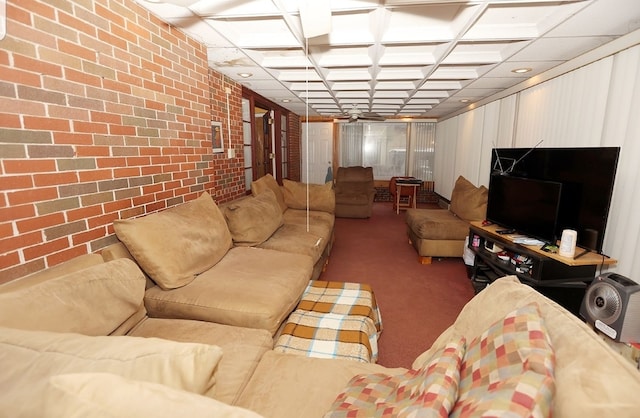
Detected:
[{"left": 580, "top": 273, "right": 640, "bottom": 343}]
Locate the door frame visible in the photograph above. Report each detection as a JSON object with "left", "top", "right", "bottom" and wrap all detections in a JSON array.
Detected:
[{"left": 242, "top": 87, "right": 290, "bottom": 184}]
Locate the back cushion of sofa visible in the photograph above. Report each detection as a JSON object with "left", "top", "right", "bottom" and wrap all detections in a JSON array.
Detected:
[
  {"left": 282, "top": 179, "right": 335, "bottom": 214},
  {"left": 223, "top": 190, "right": 284, "bottom": 246},
  {"left": 251, "top": 174, "right": 287, "bottom": 213},
  {"left": 450, "top": 175, "right": 488, "bottom": 222},
  {"left": 0, "top": 258, "right": 146, "bottom": 336},
  {"left": 114, "top": 192, "right": 232, "bottom": 290},
  {"left": 0, "top": 327, "right": 223, "bottom": 417}
]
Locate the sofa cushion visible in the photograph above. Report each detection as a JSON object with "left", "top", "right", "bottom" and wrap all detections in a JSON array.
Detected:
[
  {"left": 451, "top": 302, "right": 555, "bottom": 418},
  {"left": 405, "top": 208, "right": 470, "bottom": 240},
  {"left": 143, "top": 246, "right": 314, "bottom": 335},
  {"left": 223, "top": 190, "right": 284, "bottom": 246},
  {"left": 449, "top": 176, "right": 488, "bottom": 222},
  {"left": 325, "top": 337, "right": 466, "bottom": 417},
  {"left": 449, "top": 276, "right": 640, "bottom": 417},
  {"left": 0, "top": 327, "right": 223, "bottom": 417},
  {"left": 282, "top": 179, "right": 335, "bottom": 214},
  {"left": 129, "top": 317, "right": 273, "bottom": 404},
  {"left": 114, "top": 192, "right": 232, "bottom": 290},
  {"left": 236, "top": 351, "right": 406, "bottom": 418},
  {"left": 251, "top": 174, "right": 287, "bottom": 213},
  {"left": 44, "top": 373, "right": 264, "bottom": 418},
  {"left": 0, "top": 258, "right": 146, "bottom": 336}
]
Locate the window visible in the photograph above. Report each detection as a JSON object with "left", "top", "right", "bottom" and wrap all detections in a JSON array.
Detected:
[
  {"left": 241, "top": 98, "right": 253, "bottom": 190},
  {"left": 339, "top": 121, "right": 435, "bottom": 181}
]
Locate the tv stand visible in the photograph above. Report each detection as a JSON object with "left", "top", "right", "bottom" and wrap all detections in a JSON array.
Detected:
[{"left": 468, "top": 221, "right": 617, "bottom": 314}]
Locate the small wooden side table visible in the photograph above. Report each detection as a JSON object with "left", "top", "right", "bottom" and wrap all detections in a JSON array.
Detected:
[{"left": 394, "top": 180, "right": 421, "bottom": 214}]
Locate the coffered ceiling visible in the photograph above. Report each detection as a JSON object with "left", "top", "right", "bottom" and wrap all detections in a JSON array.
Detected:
[{"left": 136, "top": 0, "right": 640, "bottom": 119}]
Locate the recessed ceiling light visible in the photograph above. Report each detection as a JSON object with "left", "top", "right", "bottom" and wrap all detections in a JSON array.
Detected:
[
  {"left": 237, "top": 72, "right": 253, "bottom": 78},
  {"left": 460, "top": 99, "right": 470, "bottom": 103},
  {"left": 282, "top": 99, "right": 291, "bottom": 103},
  {"left": 512, "top": 67, "right": 532, "bottom": 74}
]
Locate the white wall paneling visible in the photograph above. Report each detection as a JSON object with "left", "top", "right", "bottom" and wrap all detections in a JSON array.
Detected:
[
  {"left": 514, "top": 58, "right": 613, "bottom": 148},
  {"left": 435, "top": 43, "right": 640, "bottom": 280}
]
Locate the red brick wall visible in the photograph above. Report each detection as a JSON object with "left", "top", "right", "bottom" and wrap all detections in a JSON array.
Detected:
[{"left": 0, "top": 0, "right": 246, "bottom": 282}]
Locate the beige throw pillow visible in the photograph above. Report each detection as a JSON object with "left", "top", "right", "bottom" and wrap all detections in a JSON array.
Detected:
[
  {"left": 114, "top": 192, "right": 232, "bottom": 290},
  {"left": 449, "top": 176, "right": 488, "bottom": 222},
  {"left": 0, "top": 258, "right": 146, "bottom": 336},
  {"left": 45, "top": 373, "right": 264, "bottom": 418},
  {"left": 251, "top": 174, "right": 287, "bottom": 213},
  {"left": 224, "top": 190, "right": 284, "bottom": 246},
  {"left": 282, "top": 179, "right": 335, "bottom": 214},
  {"left": 0, "top": 327, "right": 223, "bottom": 417}
]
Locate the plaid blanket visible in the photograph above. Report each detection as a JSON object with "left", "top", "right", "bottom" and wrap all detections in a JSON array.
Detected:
[{"left": 274, "top": 281, "right": 383, "bottom": 363}]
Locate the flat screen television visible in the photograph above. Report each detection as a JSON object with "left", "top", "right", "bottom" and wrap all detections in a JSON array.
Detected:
[
  {"left": 490, "top": 147, "right": 620, "bottom": 253},
  {"left": 487, "top": 174, "right": 563, "bottom": 244}
]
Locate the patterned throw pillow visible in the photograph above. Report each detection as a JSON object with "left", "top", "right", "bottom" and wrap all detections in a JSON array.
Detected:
[
  {"left": 324, "top": 337, "right": 466, "bottom": 418},
  {"left": 451, "top": 302, "right": 556, "bottom": 418}
]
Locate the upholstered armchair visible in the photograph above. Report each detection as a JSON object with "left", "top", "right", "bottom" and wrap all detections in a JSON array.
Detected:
[{"left": 334, "top": 166, "right": 376, "bottom": 218}]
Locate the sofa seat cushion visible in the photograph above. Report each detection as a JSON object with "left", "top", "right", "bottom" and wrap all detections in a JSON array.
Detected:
[
  {"left": 334, "top": 187, "right": 374, "bottom": 205},
  {"left": 114, "top": 192, "right": 232, "bottom": 290},
  {"left": 256, "top": 223, "right": 325, "bottom": 263},
  {"left": 0, "top": 258, "right": 146, "bottom": 336},
  {"left": 235, "top": 351, "right": 407, "bottom": 418},
  {"left": 45, "top": 373, "right": 264, "bottom": 418},
  {"left": 129, "top": 317, "right": 272, "bottom": 404},
  {"left": 0, "top": 327, "right": 223, "bottom": 417},
  {"left": 144, "top": 246, "right": 314, "bottom": 335},
  {"left": 405, "top": 208, "right": 470, "bottom": 240},
  {"left": 223, "top": 190, "right": 284, "bottom": 246},
  {"left": 283, "top": 208, "right": 335, "bottom": 235},
  {"left": 325, "top": 338, "right": 466, "bottom": 417}
]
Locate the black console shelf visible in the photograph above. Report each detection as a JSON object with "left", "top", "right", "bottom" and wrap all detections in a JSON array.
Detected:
[{"left": 467, "top": 222, "right": 616, "bottom": 314}]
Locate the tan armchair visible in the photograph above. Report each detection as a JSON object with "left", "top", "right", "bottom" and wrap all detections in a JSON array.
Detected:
[{"left": 334, "top": 166, "right": 376, "bottom": 218}]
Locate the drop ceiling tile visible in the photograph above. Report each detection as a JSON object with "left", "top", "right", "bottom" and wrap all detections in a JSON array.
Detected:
[
  {"left": 484, "top": 60, "right": 561, "bottom": 78},
  {"left": 464, "top": 3, "right": 586, "bottom": 40},
  {"left": 378, "top": 44, "right": 440, "bottom": 66},
  {"left": 413, "top": 90, "right": 451, "bottom": 98},
  {"left": 338, "top": 98, "right": 370, "bottom": 105},
  {"left": 326, "top": 11, "right": 376, "bottom": 45},
  {"left": 406, "top": 98, "right": 441, "bottom": 105},
  {"left": 204, "top": 18, "right": 298, "bottom": 49},
  {"left": 375, "top": 81, "right": 418, "bottom": 90},
  {"left": 314, "top": 47, "right": 373, "bottom": 67},
  {"left": 277, "top": 69, "right": 322, "bottom": 82},
  {"left": 336, "top": 91, "right": 371, "bottom": 99},
  {"left": 546, "top": 0, "right": 640, "bottom": 37},
  {"left": 373, "top": 90, "right": 409, "bottom": 98},
  {"left": 290, "top": 81, "right": 329, "bottom": 91},
  {"left": 326, "top": 69, "right": 372, "bottom": 81},
  {"left": 377, "top": 67, "right": 426, "bottom": 80},
  {"left": 382, "top": 3, "right": 481, "bottom": 43},
  {"left": 331, "top": 81, "right": 373, "bottom": 90},
  {"left": 420, "top": 80, "right": 463, "bottom": 90},
  {"left": 258, "top": 49, "right": 311, "bottom": 68},
  {"left": 509, "top": 36, "right": 617, "bottom": 62}
]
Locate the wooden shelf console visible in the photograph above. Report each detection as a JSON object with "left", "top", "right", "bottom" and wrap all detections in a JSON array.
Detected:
[{"left": 467, "top": 221, "right": 617, "bottom": 314}]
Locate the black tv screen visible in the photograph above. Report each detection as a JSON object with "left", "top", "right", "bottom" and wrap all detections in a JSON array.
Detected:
[
  {"left": 487, "top": 174, "right": 563, "bottom": 244},
  {"left": 491, "top": 147, "right": 620, "bottom": 253}
]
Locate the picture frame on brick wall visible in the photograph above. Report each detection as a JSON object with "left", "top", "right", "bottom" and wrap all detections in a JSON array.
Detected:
[{"left": 211, "top": 121, "right": 224, "bottom": 153}]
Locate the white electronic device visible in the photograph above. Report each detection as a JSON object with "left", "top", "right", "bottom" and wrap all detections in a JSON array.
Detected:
[{"left": 580, "top": 273, "right": 640, "bottom": 343}]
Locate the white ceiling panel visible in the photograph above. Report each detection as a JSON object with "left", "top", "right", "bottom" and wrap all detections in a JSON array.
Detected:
[{"left": 135, "top": 0, "right": 640, "bottom": 119}]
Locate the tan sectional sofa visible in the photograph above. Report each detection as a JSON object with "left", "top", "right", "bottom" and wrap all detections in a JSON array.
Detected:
[
  {"left": 2, "top": 253, "right": 639, "bottom": 417},
  {"left": 100, "top": 175, "right": 335, "bottom": 336},
  {"left": 406, "top": 175, "right": 488, "bottom": 263}
]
